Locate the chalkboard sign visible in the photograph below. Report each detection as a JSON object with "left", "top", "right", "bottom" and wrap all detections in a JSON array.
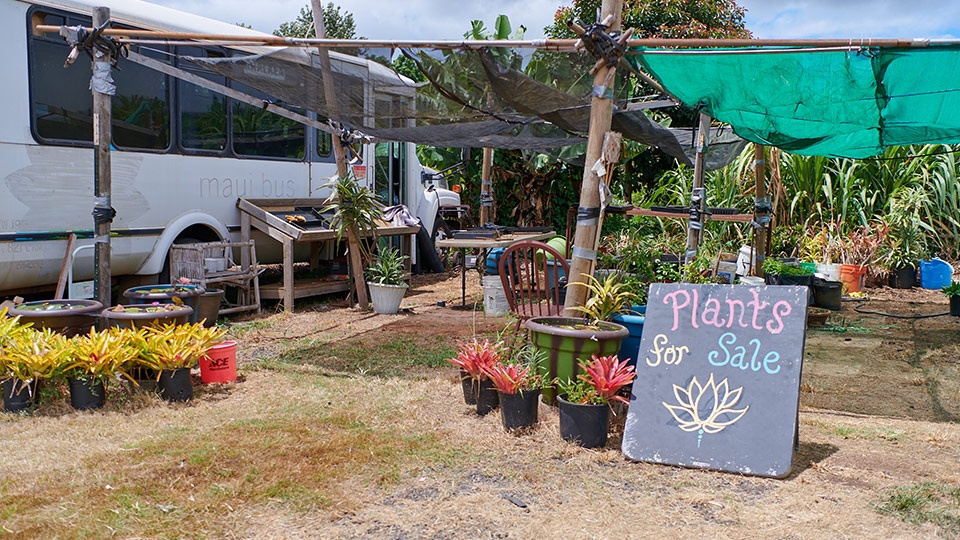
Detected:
[{"left": 621, "top": 283, "right": 808, "bottom": 477}]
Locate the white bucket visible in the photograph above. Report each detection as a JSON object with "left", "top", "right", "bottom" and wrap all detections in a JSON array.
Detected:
[
  {"left": 736, "top": 245, "right": 757, "bottom": 276},
  {"left": 482, "top": 275, "right": 509, "bottom": 316},
  {"left": 816, "top": 262, "right": 842, "bottom": 282}
]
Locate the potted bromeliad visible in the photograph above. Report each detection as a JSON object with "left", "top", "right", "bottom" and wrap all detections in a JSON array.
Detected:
[
  {"left": 447, "top": 337, "right": 501, "bottom": 415},
  {"left": 59, "top": 328, "right": 139, "bottom": 410},
  {"left": 366, "top": 245, "right": 409, "bottom": 315},
  {"left": 481, "top": 344, "right": 547, "bottom": 433},
  {"left": 132, "top": 322, "right": 227, "bottom": 402},
  {"left": 0, "top": 321, "right": 67, "bottom": 412},
  {"left": 526, "top": 272, "right": 631, "bottom": 405},
  {"left": 556, "top": 354, "right": 636, "bottom": 449},
  {"left": 943, "top": 281, "right": 960, "bottom": 317}
]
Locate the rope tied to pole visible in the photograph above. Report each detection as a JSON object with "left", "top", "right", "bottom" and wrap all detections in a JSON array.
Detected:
[{"left": 59, "top": 23, "right": 127, "bottom": 69}]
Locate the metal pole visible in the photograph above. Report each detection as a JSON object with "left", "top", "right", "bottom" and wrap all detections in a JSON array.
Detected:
[
  {"left": 683, "top": 112, "right": 711, "bottom": 265},
  {"left": 562, "top": 0, "right": 623, "bottom": 316},
  {"left": 92, "top": 6, "right": 113, "bottom": 306}
]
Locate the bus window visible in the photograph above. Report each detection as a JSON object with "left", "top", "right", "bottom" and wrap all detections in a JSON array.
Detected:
[
  {"left": 178, "top": 46, "right": 227, "bottom": 153},
  {"left": 112, "top": 45, "right": 170, "bottom": 151},
  {"left": 232, "top": 82, "right": 304, "bottom": 160},
  {"left": 29, "top": 11, "right": 93, "bottom": 143},
  {"left": 317, "top": 128, "right": 332, "bottom": 157}
]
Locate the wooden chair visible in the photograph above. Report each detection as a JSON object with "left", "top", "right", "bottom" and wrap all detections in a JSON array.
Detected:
[{"left": 498, "top": 240, "right": 570, "bottom": 324}]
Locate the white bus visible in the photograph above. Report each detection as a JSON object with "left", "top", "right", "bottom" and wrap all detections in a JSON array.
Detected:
[{"left": 0, "top": 0, "right": 458, "bottom": 297}]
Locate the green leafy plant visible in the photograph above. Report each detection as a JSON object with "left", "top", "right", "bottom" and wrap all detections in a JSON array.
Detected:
[
  {"left": 321, "top": 176, "right": 383, "bottom": 264},
  {"left": 570, "top": 272, "right": 638, "bottom": 323},
  {"left": 60, "top": 327, "right": 139, "bottom": 384},
  {"left": 558, "top": 354, "right": 636, "bottom": 407},
  {"left": 2, "top": 326, "right": 68, "bottom": 394},
  {"left": 366, "top": 246, "right": 408, "bottom": 286},
  {"left": 134, "top": 322, "right": 227, "bottom": 372},
  {"left": 761, "top": 258, "right": 813, "bottom": 276},
  {"left": 942, "top": 281, "right": 960, "bottom": 297}
]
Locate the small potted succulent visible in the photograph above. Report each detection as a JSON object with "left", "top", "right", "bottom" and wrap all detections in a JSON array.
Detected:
[
  {"left": 556, "top": 354, "right": 636, "bottom": 449},
  {"left": 446, "top": 337, "right": 501, "bottom": 415},
  {"left": 366, "top": 246, "right": 409, "bottom": 315},
  {"left": 943, "top": 281, "right": 960, "bottom": 317},
  {"left": 481, "top": 344, "right": 546, "bottom": 433}
]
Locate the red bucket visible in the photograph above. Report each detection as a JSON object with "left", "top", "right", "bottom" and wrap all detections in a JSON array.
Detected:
[{"left": 199, "top": 340, "right": 237, "bottom": 384}]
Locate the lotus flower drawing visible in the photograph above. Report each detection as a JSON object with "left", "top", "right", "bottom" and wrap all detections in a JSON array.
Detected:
[{"left": 662, "top": 374, "right": 749, "bottom": 447}]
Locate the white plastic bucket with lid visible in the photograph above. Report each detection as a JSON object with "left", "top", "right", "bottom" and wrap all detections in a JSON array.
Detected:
[{"left": 482, "top": 275, "right": 510, "bottom": 316}]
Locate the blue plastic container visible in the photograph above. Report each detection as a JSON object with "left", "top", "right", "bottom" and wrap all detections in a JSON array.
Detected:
[
  {"left": 485, "top": 248, "right": 506, "bottom": 275},
  {"left": 610, "top": 305, "right": 646, "bottom": 369},
  {"left": 920, "top": 258, "right": 953, "bottom": 290}
]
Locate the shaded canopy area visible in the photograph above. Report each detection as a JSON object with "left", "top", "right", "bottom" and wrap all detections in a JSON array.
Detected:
[
  {"left": 187, "top": 46, "right": 745, "bottom": 169},
  {"left": 630, "top": 44, "right": 960, "bottom": 158}
]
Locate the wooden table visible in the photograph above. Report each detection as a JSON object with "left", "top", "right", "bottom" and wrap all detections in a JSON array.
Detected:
[
  {"left": 436, "top": 231, "right": 556, "bottom": 306},
  {"left": 238, "top": 198, "right": 420, "bottom": 311}
]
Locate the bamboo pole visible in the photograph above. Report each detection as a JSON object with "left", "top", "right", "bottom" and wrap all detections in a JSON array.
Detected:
[
  {"left": 92, "top": 7, "right": 113, "bottom": 307},
  {"left": 310, "top": 0, "right": 369, "bottom": 310},
  {"left": 562, "top": 0, "right": 623, "bottom": 316},
  {"left": 34, "top": 25, "right": 948, "bottom": 49},
  {"left": 480, "top": 148, "right": 493, "bottom": 224}
]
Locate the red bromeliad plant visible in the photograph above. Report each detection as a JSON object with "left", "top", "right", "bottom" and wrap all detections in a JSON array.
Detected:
[
  {"left": 560, "top": 354, "right": 636, "bottom": 406},
  {"left": 446, "top": 338, "right": 502, "bottom": 381},
  {"left": 481, "top": 361, "right": 543, "bottom": 394}
]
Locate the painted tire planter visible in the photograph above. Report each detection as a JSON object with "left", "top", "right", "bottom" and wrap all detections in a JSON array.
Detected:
[
  {"left": 368, "top": 282, "right": 407, "bottom": 315},
  {"left": 123, "top": 284, "right": 204, "bottom": 323},
  {"left": 158, "top": 368, "right": 193, "bottom": 402},
  {"left": 557, "top": 395, "right": 610, "bottom": 448},
  {"left": 6, "top": 299, "right": 102, "bottom": 337},
  {"left": 610, "top": 306, "right": 646, "bottom": 369},
  {"left": 499, "top": 389, "right": 540, "bottom": 432},
  {"left": 68, "top": 376, "right": 105, "bottom": 410},
  {"left": 101, "top": 305, "right": 193, "bottom": 329},
  {"left": 2, "top": 379, "right": 38, "bottom": 413},
  {"left": 525, "top": 317, "right": 628, "bottom": 405}
]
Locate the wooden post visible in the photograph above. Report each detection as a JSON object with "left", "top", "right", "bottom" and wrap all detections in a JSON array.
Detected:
[
  {"left": 753, "top": 144, "right": 767, "bottom": 277},
  {"left": 479, "top": 147, "right": 493, "bottom": 224},
  {"left": 562, "top": 0, "right": 623, "bottom": 316},
  {"left": 311, "top": 0, "right": 369, "bottom": 309},
  {"left": 92, "top": 7, "right": 113, "bottom": 306},
  {"left": 683, "top": 112, "right": 711, "bottom": 264}
]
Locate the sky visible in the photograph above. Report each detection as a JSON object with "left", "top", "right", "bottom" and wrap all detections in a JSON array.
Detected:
[{"left": 150, "top": 0, "right": 960, "bottom": 41}]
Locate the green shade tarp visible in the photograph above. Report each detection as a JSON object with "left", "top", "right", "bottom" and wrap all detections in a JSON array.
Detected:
[{"left": 629, "top": 45, "right": 960, "bottom": 158}]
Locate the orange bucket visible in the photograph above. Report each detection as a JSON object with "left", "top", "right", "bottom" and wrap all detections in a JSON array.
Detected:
[
  {"left": 839, "top": 264, "right": 867, "bottom": 295},
  {"left": 199, "top": 340, "right": 237, "bottom": 384}
]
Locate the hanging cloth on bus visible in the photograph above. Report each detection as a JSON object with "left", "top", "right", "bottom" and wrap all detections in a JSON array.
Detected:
[{"left": 629, "top": 44, "right": 960, "bottom": 158}]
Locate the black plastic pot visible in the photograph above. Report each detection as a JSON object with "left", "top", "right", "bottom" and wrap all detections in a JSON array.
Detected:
[
  {"left": 499, "top": 389, "right": 540, "bottom": 432},
  {"left": 475, "top": 378, "right": 499, "bottom": 416},
  {"left": 557, "top": 395, "right": 610, "bottom": 449},
  {"left": 950, "top": 296, "right": 960, "bottom": 317},
  {"left": 68, "top": 376, "right": 105, "bottom": 410},
  {"left": 888, "top": 265, "right": 918, "bottom": 289},
  {"left": 765, "top": 273, "right": 813, "bottom": 286},
  {"left": 460, "top": 369, "right": 477, "bottom": 405},
  {"left": 158, "top": 368, "right": 193, "bottom": 402},
  {"left": 2, "top": 378, "right": 38, "bottom": 413},
  {"left": 812, "top": 278, "right": 843, "bottom": 311}
]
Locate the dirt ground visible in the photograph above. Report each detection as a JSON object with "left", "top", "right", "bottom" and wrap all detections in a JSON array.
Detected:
[
  {"left": 227, "top": 272, "right": 960, "bottom": 538},
  {"left": 2, "top": 271, "right": 959, "bottom": 538}
]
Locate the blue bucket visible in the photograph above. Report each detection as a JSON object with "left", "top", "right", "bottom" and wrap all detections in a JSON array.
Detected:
[
  {"left": 920, "top": 258, "right": 953, "bottom": 290},
  {"left": 485, "top": 248, "right": 506, "bottom": 275},
  {"left": 610, "top": 305, "right": 646, "bottom": 369}
]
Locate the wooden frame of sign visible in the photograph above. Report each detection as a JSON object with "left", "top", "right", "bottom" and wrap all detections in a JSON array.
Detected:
[{"left": 621, "top": 283, "right": 808, "bottom": 477}]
